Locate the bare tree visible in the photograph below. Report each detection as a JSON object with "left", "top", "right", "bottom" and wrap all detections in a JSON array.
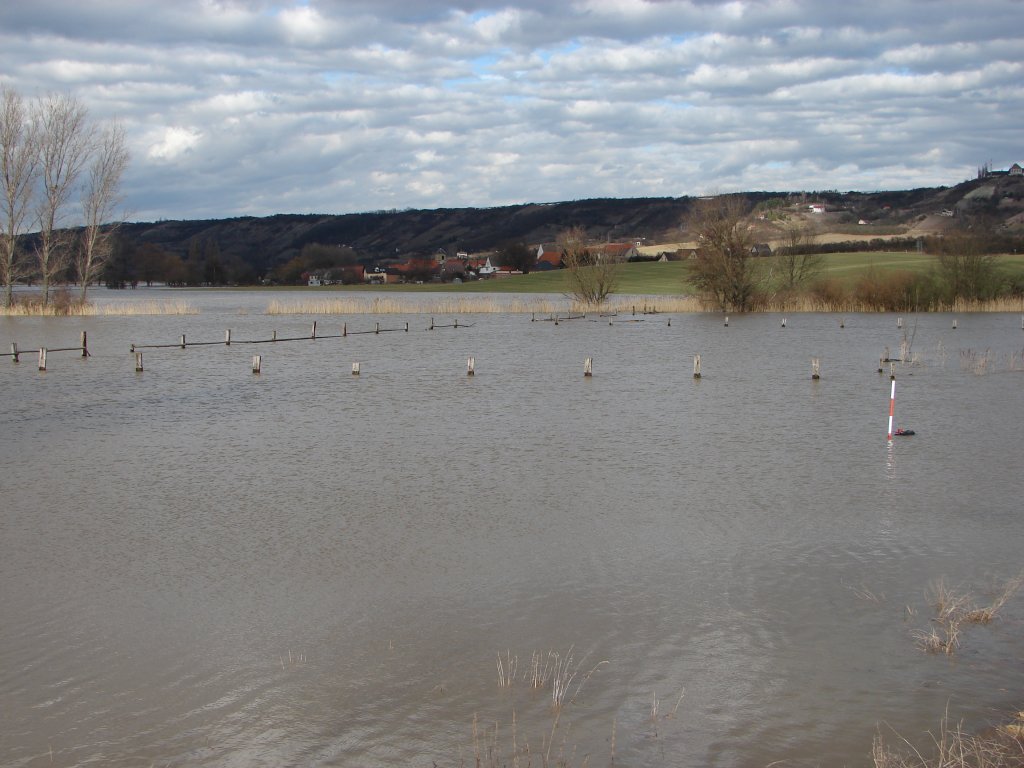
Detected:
[
  {"left": 33, "top": 93, "right": 93, "bottom": 305},
  {"left": 558, "top": 225, "right": 620, "bottom": 307},
  {"left": 687, "top": 195, "right": 761, "bottom": 312},
  {"left": 934, "top": 231, "right": 999, "bottom": 301},
  {"left": 774, "top": 221, "right": 823, "bottom": 291},
  {"left": 77, "top": 122, "right": 129, "bottom": 301},
  {"left": 0, "top": 86, "right": 38, "bottom": 307}
]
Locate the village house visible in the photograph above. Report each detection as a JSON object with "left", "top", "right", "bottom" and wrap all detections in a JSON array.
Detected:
[{"left": 535, "top": 243, "right": 562, "bottom": 270}]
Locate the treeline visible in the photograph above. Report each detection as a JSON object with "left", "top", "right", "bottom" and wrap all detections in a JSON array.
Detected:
[
  {"left": 103, "top": 237, "right": 257, "bottom": 287},
  {"left": 102, "top": 239, "right": 366, "bottom": 287},
  {"left": 784, "top": 233, "right": 1024, "bottom": 256}
]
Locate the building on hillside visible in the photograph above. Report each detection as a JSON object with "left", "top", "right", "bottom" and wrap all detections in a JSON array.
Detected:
[
  {"left": 1010, "top": 163, "right": 1023, "bottom": 176},
  {"left": 749, "top": 243, "right": 773, "bottom": 257},
  {"left": 535, "top": 243, "right": 562, "bottom": 270},
  {"left": 596, "top": 242, "right": 640, "bottom": 261}
]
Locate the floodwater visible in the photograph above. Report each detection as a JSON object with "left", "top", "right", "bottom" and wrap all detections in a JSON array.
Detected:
[{"left": 2, "top": 289, "right": 1023, "bottom": 767}]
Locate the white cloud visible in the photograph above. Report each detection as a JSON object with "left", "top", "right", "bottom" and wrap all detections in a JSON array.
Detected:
[
  {"left": 146, "top": 126, "right": 202, "bottom": 162},
  {"left": 0, "top": 0, "right": 1020, "bottom": 220}
]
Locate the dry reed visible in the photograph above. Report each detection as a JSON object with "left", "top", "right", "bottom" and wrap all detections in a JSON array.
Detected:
[
  {"left": 964, "top": 574, "right": 1024, "bottom": 625},
  {"left": 1, "top": 298, "right": 198, "bottom": 316},
  {"left": 497, "top": 650, "right": 519, "bottom": 688},
  {"left": 872, "top": 707, "right": 1024, "bottom": 767},
  {"left": 912, "top": 574, "right": 1023, "bottom": 655},
  {"left": 266, "top": 296, "right": 573, "bottom": 315}
]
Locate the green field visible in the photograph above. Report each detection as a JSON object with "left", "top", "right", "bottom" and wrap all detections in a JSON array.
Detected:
[{"left": 297, "top": 251, "right": 1024, "bottom": 298}]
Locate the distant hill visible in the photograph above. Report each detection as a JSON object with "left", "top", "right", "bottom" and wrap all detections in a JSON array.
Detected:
[{"left": 119, "top": 175, "right": 1024, "bottom": 279}]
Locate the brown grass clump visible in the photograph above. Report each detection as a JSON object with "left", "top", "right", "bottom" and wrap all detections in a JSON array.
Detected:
[
  {"left": 964, "top": 575, "right": 1024, "bottom": 625},
  {"left": 872, "top": 708, "right": 1024, "bottom": 767},
  {"left": 912, "top": 575, "right": 1023, "bottom": 655}
]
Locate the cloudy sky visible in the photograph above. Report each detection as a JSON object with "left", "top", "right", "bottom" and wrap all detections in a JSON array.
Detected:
[{"left": 1, "top": 1, "right": 1021, "bottom": 222}]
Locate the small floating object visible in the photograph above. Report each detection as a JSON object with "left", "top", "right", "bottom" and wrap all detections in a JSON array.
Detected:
[{"left": 893, "top": 428, "right": 916, "bottom": 436}]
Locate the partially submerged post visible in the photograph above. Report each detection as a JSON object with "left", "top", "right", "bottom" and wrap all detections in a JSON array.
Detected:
[
  {"left": 781, "top": 317, "right": 787, "bottom": 328},
  {"left": 897, "top": 317, "right": 903, "bottom": 329},
  {"left": 10, "top": 342, "right": 19, "bottom": 363},
  {"left": 135, "top": 352, "right": 143, "bottom": 372},
  {"left": 80, "top": 331, "right": 89, "bottom": 357},
  {"left": 352, "top": 362, "right": 360, "bottom": 376},
  {"left": 693, "top": 354, "right": 702, "bottom": 379},
  {"left": 225, "top": 329, "right": 232, "bottom": 346},
  {"left": 811, "top": 357, "right": 821, "bottom": 380},
  {"left": 311, "top": 321, "right": 317, "bottom": 339},
  {"left": 252, "top": 355, "right": 262, "bottom": 374},
  {"left": 724, "top": 316, "right": 729, "bottom": 327},
  {"left": 180, "top": 334, "right": 186, "bottom": 349},
  {"left": 38, "top": 348, "right": 47, "bottom": 371},
  {"left": 584, "top": 357, "right": 593, "bottom": 377},
  {"left": 952, "top": 318, "right": 957, "bottom": 329},
  {"left": 467, "top": 356, "right": 475, "bottom": 377}
]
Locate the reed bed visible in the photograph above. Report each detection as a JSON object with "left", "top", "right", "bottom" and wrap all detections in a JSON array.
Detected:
[
  {"left": 912, "top": 574, "right": 1023, "bottom": 655},
  {"left": 751, "top": 295, "right": 1024, "bottom": 313},
  {"left": 0, "top": 298, "right": 198, "bottom": 316},
  {"left": 959, "top": 349, "right": 1024, "bottom": 375},
  {"left": 267, "top": 293, "right": 1024, "bottom": 315},
  {"left": 872, "top": 708, "right": 1024, "bottom": 768},
  {"left": 266, "top": 296, "right": 573, "bottom": 315}
]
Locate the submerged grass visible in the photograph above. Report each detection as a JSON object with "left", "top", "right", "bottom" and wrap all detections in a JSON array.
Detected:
[
  {"left": 873, "top": 708, "right": 1024, "bottom": 768},
  {"left": 912, "top": 574, "right": 1023, "bottom": 655}
]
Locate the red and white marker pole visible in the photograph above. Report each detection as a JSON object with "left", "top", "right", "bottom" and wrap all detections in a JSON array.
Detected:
[{"left": 887, "top": 379, "right": 896, "bottom": 440}]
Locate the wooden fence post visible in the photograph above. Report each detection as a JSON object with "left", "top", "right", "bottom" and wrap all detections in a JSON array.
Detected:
[
  {"left": 38, "top": 348, "right": 46, "bottom": 371},
  {"left": 10, "top": 342, "right": 19, "bottom": 363},
  {"left": 135, "top": 352, "right": 144, "bottom": 372},
  {"left": 693, "top": 354, "right": 701, "bottom": 379},
  {"left": 352, "top": 362, "right": 360, "bottom": 376},
  {"left": 584, "top": 357, "right": 593, "bottom": 377},
  {"left": 81, "top": 331, "right": 89, "bottom": 357},
  {"left": 811, "top": 357, "right": 821, "bottom": 380},
  {"left": 225, "top": 329, "right": 232, "bottom": 346},
  {"left": 252, "top": 355, "right": 262, "bottom": 374},
  {"left": 467, "top": 356, "right": 475, "bottom": 376}
]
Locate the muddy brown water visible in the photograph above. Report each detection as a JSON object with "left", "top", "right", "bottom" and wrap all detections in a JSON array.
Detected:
[{"left": 2, "top": 291, "right": 1023, "bottom": 767}]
